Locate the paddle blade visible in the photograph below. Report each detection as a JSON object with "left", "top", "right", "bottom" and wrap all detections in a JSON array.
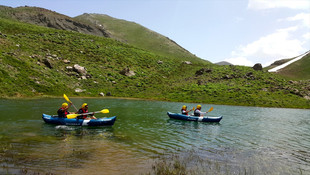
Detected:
[
  {"left": 192, "top": 107, "right": 195, "bottom": 110},
  {"left": 63, "top": 94, "right": 71, "bottom": 103},
  {"left": 208, "top": 107, "right": 214, "bottom": 112},
  {"left": 66, "top": 114, "right": 79, "bottom": 119},
  {"left": 100, "top": 109, "right": 109, "bottom": 114}
]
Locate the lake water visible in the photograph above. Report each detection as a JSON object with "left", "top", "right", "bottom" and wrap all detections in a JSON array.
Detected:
[{"left": 0, "top": 98, "right": 309, "bottom": 174}]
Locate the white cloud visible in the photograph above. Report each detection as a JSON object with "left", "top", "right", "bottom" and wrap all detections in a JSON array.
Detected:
[
  {"left": 248, "top": 0, "right": 310, "bottom": 10},
  {"left": 286, "top": 13, "right": 310, "bottom": 28},
  {"left": 224, "top": 57, "right": 254, "bottom": 67},
  {"left": 227, "top": 27, "right": 305, "bottom": 67},
  {"left": 303, "top": 33, "right": 310, "bottom": 40}
]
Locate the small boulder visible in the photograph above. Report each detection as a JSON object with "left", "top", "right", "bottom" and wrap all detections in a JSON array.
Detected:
[
  {"left": 195, "top": 68, "right": 212, "bottom": 76},
  {"left": 252, "top": 63, "right": 263, "bottom": 71},
  {"left": 120, "top": 67, "right": 135, "bottom": 77},
  {"left": 73, "top": 64, "right": 87, "bottom": 75},
  {"left": 63, "top": 59, "right": 71, "bottom": 64},
  {"left": 43, "top": 58, "right": 53, "bottom": 69},
  {"left": 75, "top": 88, "right": 86, "bottom": 93},
  {"left": 66, "top": 66, "right": 73, "bottom": 71},
  {"left": 183, "top": 61, "right": 192, "bottom": 65}
]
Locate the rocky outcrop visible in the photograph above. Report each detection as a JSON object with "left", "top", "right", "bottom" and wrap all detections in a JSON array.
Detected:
[
  {"left": 3, "top": 6, "right": 110, "bottom": 37},
  {"left": 252, "top": 63, "right": 263, "bottom": 71},
  {"left": 195, "top": 68, "right": 212, "bottom": 76}
]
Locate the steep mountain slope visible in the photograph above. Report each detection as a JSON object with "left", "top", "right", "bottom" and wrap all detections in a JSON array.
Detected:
[
  {"left": 0, "top": 6, "right": 202, "bottom": 63},
  {"left": 0, "top": 9, "right": 309, "bottom": 108},
  {"left": 74, "top": 13, "right": 203, "bottom": 62},
  {"left": 275, "top": 51, "right": 310, "bottom": 80},
  {"left": 267, "top": 51, "right": 310, "bottom": 80}
]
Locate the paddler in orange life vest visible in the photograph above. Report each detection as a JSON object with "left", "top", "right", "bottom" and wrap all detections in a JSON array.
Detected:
[
  {"left": 77, "top": 103, "right": 97, "bottom": 120},
  {"left": 181, "top": 105, "right": 193, "bottom": 115},
  {"left": 57, "top": 102, "right": 73, "bottom": 118},
  {"left": 194, "top": 105, "right": 208, "bottom": 116}
]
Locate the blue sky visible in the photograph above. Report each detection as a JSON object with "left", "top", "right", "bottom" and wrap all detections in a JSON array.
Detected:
[{"left": 1, "top": 0, "right": 309, "bottom": 66}]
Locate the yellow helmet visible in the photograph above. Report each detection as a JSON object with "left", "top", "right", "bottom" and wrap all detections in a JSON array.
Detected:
[
  {"left": 62, "top": 103, "right": 68, "bottom": 108},
  {"left": 197, "top": 105, "right": 201, "bottom": 109},
  {"left": 182, "top": 105, "right": 186, "bottom": 109},
  {"left": 82, "top": 103, "right": 88, "bottom": 108}
]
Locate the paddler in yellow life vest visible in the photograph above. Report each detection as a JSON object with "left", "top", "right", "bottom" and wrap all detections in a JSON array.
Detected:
[
  {"left": 77, "top": 103, "right": 97, "bottom": 120},
  {"left": 193, "top": 105, "right": 208, "bottom": 116}
]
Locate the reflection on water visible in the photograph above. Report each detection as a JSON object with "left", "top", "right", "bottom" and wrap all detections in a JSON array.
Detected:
[{"left": 0, "top": 98, "right": 309, "bottom": 174}]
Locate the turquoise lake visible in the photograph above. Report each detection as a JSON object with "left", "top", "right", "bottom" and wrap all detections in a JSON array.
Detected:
[{"left": 0, "top": 98, "right": 309, "bottom": 174}]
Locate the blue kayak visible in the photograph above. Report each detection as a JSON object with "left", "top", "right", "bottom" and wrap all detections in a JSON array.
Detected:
[
  {"left": 42, "top": 114, "right": 116, "bottom": 126},
  {"left": 167, "top": 112, "right": 222, "bottom": 122}
]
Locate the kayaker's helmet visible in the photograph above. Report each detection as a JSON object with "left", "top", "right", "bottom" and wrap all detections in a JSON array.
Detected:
[
  {"left": 62, "top": 103, "right": 68, "bottom": 108},
  {"left": 197, "top": 105, "right": 201, "bottom": 109},
  {"left": 82, "top": 103, "right": 88, "bottom": 108},
  {"left": 182, "top": 105, "right": 187, "bottom": 110}
]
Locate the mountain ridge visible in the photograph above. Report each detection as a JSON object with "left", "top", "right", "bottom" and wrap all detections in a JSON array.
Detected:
[
  {"left": 267, "top": 50, "right": 310, "bottom": 80},
  {"left": 74, "top": 13, "right": 201, "bottom": 62},
  {"left": 0, "top": 5, "right": 201, "bottom": 63},
  {"left": 0, "top": 5, "right": 309, "bottom": 108},
  {"left": 0, "top": 5, "right": 110, "bottom": 37}
]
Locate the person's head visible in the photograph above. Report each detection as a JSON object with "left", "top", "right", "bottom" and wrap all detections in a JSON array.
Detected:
[
  {"left": 182, "top": 105, "right": 187, "bottom": 110},
  {"left": 82, "top": 103, "right": 88, "bottom": 109},
  {"left": 197, "top": 105, "right": 201, "bottom": 109},
  {"left": 62, "top": 103, "right": 68, "bottom": 109}
]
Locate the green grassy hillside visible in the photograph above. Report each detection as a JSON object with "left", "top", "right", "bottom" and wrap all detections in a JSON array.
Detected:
[
  {"left": 74, "top": 13, "right": 203, "bottom": 63},
  {"left": 0, "top": 16, "right": 309, "bottom": 108},
  {"left": 275, "top": 52, "right": 310, "bottom": 80}
]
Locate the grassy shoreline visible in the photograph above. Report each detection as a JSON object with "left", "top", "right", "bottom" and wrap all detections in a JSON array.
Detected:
[{"left": 1, "top": 94, "right": 309, "bottom": 109}]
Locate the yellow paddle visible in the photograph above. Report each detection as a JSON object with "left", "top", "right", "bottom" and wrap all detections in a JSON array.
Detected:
[
  {"left": 66, "top": 109, "right": 110, "bottom": 119},
  {"left": 63, "top": 94, "right": 78, "bottom": 111},
  {"left": 207, "top": 107, "right": 214, "bottom": 113}
]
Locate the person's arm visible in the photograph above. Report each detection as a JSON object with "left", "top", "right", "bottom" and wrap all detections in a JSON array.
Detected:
[
  {"left": 199, "top": 111, "right": 208, "bottom": 116},
  {"left": 68, "top": 103, "right": 73, "bottom": 112}
]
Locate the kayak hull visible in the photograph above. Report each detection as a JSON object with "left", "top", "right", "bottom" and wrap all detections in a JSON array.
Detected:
[
  {"left": 167, "top": 112, "right": 222, "bottom": 122},
  {"left": 42, "top": 114, "right": 116, "bottom": 126}
]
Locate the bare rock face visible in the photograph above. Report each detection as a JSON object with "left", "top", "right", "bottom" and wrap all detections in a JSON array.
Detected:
[
  {"left": 252, "top": 63, "right": 263, "bottom": 71},
  {"left": 4, "top": 6, "right": 109, "bottom": 37}
]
